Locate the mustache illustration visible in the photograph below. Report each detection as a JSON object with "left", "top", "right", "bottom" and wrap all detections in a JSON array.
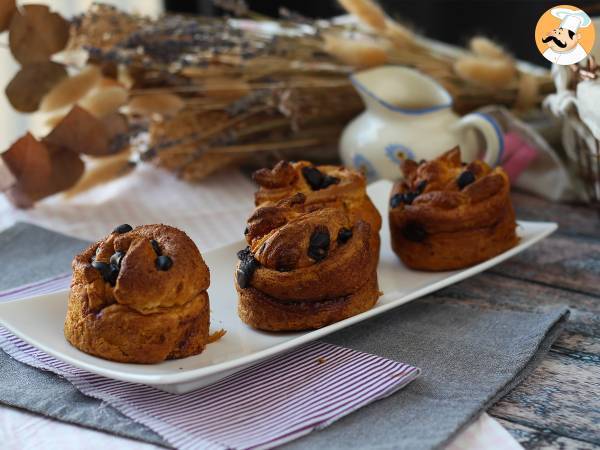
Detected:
[{"left": 542, "top": 35, "right": 567, "bottom": 48}]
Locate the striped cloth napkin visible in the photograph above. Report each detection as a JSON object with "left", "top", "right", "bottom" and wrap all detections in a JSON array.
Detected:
[{"left": 0, "top": 280, "right": 420, "bottom": 450}]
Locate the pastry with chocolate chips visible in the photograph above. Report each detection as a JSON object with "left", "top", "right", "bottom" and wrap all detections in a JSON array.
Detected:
[
  {"left": 235, "top": 194, "right": 380, "bottom": 331},
  {"left": 252, "top": 160, "right": 382, "bottom": 240},
  {"left": 64, "top": 224, "right": 211, "bottom": 363},
  {"left": 389, "top": 147, "right": 518, "bottom": 271}
]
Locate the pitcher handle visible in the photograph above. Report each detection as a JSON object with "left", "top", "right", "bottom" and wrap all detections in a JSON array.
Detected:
[{"left": 455, "top": 112, "right": 504, "bottom": 166}]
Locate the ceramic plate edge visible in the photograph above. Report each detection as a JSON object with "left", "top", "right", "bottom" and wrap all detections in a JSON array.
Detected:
[{"left": 0, "top": 220, "right": 557, "bottom": 385}]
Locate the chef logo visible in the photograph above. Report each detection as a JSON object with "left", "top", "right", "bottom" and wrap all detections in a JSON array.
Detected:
[{"left": 535, "top": 5, "right": 595, "bottom": 65}]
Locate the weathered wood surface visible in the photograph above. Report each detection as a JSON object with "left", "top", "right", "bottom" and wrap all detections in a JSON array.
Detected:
[{"left": 436, "top": 191, "right": 600, "bottom": 449}]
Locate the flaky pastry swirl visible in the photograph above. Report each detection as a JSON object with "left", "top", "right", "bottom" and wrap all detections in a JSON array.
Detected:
[
  {"left": 65, "top": 224, "right": 211, "bottom": 363},
  {"left": 389, "top": 147, "right": 518, "bottom": 270},
  {"left": 240, "top": 194, "right": 377, "bottom": 302},
  {"left": 252, "top": 160, "right": 382, "bottom": 234}
]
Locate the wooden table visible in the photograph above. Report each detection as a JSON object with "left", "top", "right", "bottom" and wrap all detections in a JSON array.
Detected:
[{"left": 430, "top": 191, "right": 600, "bottom": 449}]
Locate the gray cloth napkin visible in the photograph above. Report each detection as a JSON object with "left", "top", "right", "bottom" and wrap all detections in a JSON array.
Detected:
[{"left": 0, "top": 222, "right": 568, "bottom": 450}]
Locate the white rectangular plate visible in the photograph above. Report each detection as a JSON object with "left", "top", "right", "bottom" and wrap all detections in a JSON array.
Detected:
[{"left": 0, "top": 180, "right": 557, "bottom": 393}]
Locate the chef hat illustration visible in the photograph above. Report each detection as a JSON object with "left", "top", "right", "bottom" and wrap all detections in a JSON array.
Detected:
[{"left": 551, "top": 7, "right": 592, "bottom": 33}]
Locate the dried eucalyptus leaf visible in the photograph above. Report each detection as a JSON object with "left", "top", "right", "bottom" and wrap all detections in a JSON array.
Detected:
[
  {"left": 40, "top": 65, "right": 102, "bottom": 112},
  {"left": 0, "top": 0, "right": 16, "bottom": 32},
  {"left": 2, "top": 134, "right": 85, "bottom": 208},
  {"left": 9, "top": 4, "right": 70, "bottom": 64},
  {"left": 45, "top": 105, "right": 116, "bottom": 156},
  {"left": 102, "top": 112, "right": 129, "bottom": 139},
  {"left": 5, "top": 61, "right": 68, "bottom": 112},
  {"left": 78, "top": 85, "right": 128, "bottom": 118},
  {"left": 46, "top": 143, "right": 85, "bottom": 193},
  {"left": 2, "top": 133, "right": 53, "bottom": 207}
]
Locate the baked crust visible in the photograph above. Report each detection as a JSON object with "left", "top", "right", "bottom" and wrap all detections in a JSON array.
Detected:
[
  {"left": 237, "top": 271, "right": 379, "bottom": 331},
  {"left": 389, "top": 147, "right": 519, "bottom": 271},
  {"left": 64, "top": 224, "right": 211, "bottom": 363},
  {"left": 237, "top": 162, "right": 382, "bottom": 331}
]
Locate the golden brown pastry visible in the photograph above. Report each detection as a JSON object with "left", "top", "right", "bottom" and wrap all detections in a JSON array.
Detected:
[
  {"left": 252, "top": 160, "right": 382, "bottom": 235},
  {"left": 236, "top": 193, "right": 380, "bottom": 331},
  {"left": 389, "top": 147, "right": 518, "bottom": 271},
  {"left": 64, "top": 224, "right": 211, "bottom": 363}
]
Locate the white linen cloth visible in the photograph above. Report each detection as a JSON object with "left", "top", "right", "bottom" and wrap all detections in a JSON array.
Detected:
[{"left": 0, "top": 164, "right": 522, "bottom": 450}]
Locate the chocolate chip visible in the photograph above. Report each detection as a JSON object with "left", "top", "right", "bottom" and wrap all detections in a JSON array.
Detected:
[
  {"left": 337, "top": 227, "right": 353, "bottom": 244},
  {"left": 390, "top": 194, "right": 403, "bottom": 208},
  {"left": 308, "top": 226, "right": 330, "bottom": 261},
  {"left": 156, "top": 255, "right": 173, "bottom": 271},
  {"left": 91, "top": 261, "right": 111, "bottom": 278},
  {"left": 236, "top": 247, "right": 260, "bottom": 288},
  {"left": 106, "top": 264, "right": 119, "bottom": 286},
  {"left": 321, "top": 175, "right": 340, "bottom": 189},
  {"left": 110, "top": 251, "right": 124, "bottom": 268},
  {"left": 237, "top": 256, "right": 259, "bottom": 288},
  {"left": 402, "top": 222, "right": 427, "bottom": 242},
  {"left": 404, "top": 192, "right": 417, "bottom": 205},
  {"left": 237, "top": 246, "right": 252, "bottom": 261},
  {"left": 302, "top": 166, "right": 324, "bottom": 189},
  {"left": 457, "top": 171, "right": 476, "bottom": 189},
  {"left": 244, "top": 227, "right": 249, "bottom": 235},
  {"left": 113, "top": 224, "right": 133, "bottom": 234},
  {"left": 301, "top": 166, "right": 339, "bottom": 191},
  {"left": 92, "top": 260, "right": 119, "bottom": 286},
  {"left": 150, "top": 239, "right": 161, "bottom": 255},
  {"left": 416, "top": 180, "right": 427, "bottom": 194}
]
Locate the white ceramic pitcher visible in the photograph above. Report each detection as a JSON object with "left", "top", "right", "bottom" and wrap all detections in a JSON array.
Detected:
[{"left": 340, "top": 66, "right": 503, "bottom": 181}]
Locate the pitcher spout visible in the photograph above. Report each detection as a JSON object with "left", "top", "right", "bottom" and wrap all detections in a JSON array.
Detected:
[{"left": 351, "top": 66, "right": 453, "bottom": 116}]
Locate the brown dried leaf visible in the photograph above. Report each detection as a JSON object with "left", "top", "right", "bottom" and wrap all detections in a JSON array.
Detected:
[
  {"left": 9, "top": 4, "right": 70, "bottom": 64},
  {"left": 0, "top": 0, "right": 16, "bottom": 32},
  {"left": 40, "top": 65, "right": 102, "bottom": 112},
  {"left": 5, "top": 61, "right": 68, "bottom": 112},
  {"left": 2, "top": 133, "right": 84, "bottom": 207},
  {"left": 2, "top": 133, "right": 52, "bottom": 201},
  {"left": 101, "top": 112, "right": 129, "bottom": 139},
  {"left": 78, "top": 85, "right": 128, "bottom": 118},
  {"left": 46, "top": 144, "right": 85, "bottom": 193},
  {"left": 44, "top": 105, "right": 125, "bottom": 156},
  {"left": 127, "top": 93, "right": 185, "bottom": 117}
]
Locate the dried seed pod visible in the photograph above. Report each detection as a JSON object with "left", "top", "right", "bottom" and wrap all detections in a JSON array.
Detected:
[
  {"left": 454, "top": 56, "right": 516, "bottom": 89},
  {"left": 40, "top": 65, "right": 102, "bottom": 112},
  {"left": 323, "top": 33, "right": 388, "bottom": 68},
  {"left": 79, "top": 85, "right": 129, "bottom": 118},
  {"left": 8, "top": 4, "right": 69, "bottom": 64},
  {"left": 383, "top": 19, "right": 415, "bottom": 47},
  {"left": 338, "top": 0, "right": 386, "bottom": 31},
  {"left": 127, "top": 93, "right": 185, "bottom": 117},
  {"left": 5, "top": 61, "right": 67, "bottom": 112},
  {"left": 469, "top": 36, "right": 509, "bottom": 60}
]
